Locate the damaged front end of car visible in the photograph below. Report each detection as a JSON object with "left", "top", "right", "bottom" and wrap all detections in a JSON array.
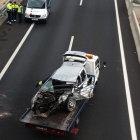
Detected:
[{"left": 31, "top": 79, "right": 74, "bottom": 117}]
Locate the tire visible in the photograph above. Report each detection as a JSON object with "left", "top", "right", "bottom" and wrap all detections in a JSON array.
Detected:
[
  {"left": 43, "top": 19, "right": 47, "bottom": 24},
  {"left": 25, "top": 18, "right": 28, "bottom": 23},
  {"left": 66, "top": 98, "right": 76, "bottom": 112}
]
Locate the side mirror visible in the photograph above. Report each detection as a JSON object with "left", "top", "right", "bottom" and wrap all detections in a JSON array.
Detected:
[
  {"left": 99, "top": 62, "right": 106, "bottom": 70},
  {"left": 47, "top": 6, "right": 51, "bottom": 9},
  {"left": 103, "top": 62, "right": 106, "bottom": 68}
]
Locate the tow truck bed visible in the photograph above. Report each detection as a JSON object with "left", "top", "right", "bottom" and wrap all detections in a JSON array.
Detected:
[{"left": 19, "top": 99, "right": 88, "bottom": 135}]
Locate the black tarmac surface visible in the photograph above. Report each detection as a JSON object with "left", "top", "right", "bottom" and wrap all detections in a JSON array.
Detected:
[{"left": 0, "top": 0, "right": 140, "bottom": 140}]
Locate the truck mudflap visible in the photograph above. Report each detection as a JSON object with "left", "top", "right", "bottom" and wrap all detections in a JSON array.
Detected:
[{"left": 19, "top": 99, "right": 88, "bottom": 136}]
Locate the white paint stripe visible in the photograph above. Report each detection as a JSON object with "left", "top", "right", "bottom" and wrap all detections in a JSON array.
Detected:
[
  {"left": 80, "top": 0, "right": 83, "bottom": 6},
  {"left": 68, "top": 36, "right": 74, "bottom": 51},
  {"left": 114, "top": 0, "right": 137, "bottom": 140},
  {"left": 0, "top": 23, "right": 35, "bottom": 81}
]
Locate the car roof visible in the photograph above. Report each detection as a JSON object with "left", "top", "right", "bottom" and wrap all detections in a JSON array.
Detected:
[{"left": 52, "top": 62, "right": 83, "bottom": 82}]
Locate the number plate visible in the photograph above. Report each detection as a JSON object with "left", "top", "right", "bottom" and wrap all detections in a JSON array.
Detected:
[{"left": 32, "top": 18, "right": 38, "bottom": 21}]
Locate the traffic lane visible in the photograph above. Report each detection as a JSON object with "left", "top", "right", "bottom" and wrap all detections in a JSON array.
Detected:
[
  {"left": 70, "top": 0, "right": 132, "bottom": 139},
  {"left": 0, "top": 0, "right": 30, "bottom": 73},
  {"left": 16, "top": 0, "right": 139, "bottom": 140},
  {"left": 0, "top": 1, "right": 132, "bottom": 140},
  {"left": 0, "top": 0, "right": 82, "bottom": 140},
  {"left": 0, "top": 0, "right": 80, "bottom": 111},
  {"left": 17, "top": 0, "right": 81, "bottom": 80},
  {"left": 0, "top": 0, "right": 78, "bottom": 76},
  {"left": 117, "top": 0, "right": 140, "bottom": 139}
]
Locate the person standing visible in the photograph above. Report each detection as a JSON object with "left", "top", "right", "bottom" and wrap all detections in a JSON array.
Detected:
[
  {"left": 18, "top": 3, "right": 23, "bottom": 24},
  {"left": 12, "top": 1, "right": 18, "bottom": 22},
  {"left": 7, "top": 1, "right": 12, "bottom": 25}
]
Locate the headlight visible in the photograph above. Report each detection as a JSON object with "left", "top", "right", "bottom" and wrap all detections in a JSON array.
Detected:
[{"left": 42, "top": 14, "right": 47, "bottom": 17}]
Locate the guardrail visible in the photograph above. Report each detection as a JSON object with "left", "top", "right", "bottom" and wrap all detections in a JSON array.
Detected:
[
  {"left": 130, "top": 10, "right": 140, "bottom": 62},
  {"left": 133, "top": 0, "right": 140, "bottom": 4},
  {"left": 125, "top": 0, "right": 140, "bottom": 63},
  {"left": 0, "top": 0, "right": 14, "bottom": 18}
]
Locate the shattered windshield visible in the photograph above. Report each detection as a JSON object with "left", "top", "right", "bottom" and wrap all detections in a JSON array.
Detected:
[
  {"left": 39, "top": 80, "right": 54, "bottom": 93},
  {"left": 28, "top": 0, "right": 45, "bottom": 9}
]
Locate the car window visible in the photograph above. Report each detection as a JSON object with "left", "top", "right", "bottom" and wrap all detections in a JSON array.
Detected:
[
  {"left": 76, "top": 76, "right": 81, "bottom": 86},
  {"left": 64, "top": 56, "right": 86, "bottom": 63},
  {"left": 80, "top": 70, "right": 86, "bottom": 82},
  {"left": 95, "top": 59, "right": 100, "bottom": 69},
  {"left": 85, "top": 62, "right": 90, "bottom": 74},
  {"left": 39, "top": 80, "right": 54, "bottom": 93}
]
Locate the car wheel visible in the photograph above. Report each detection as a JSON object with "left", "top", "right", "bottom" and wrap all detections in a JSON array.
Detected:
[
  {"left": 67, "top": 98, "right": 76, "bottom": 112},
  {"left": 43, "top": 19, "right": 47, "bottom": 24},
  {"left": 25, "top": 18, "right": 28, "bottom": 23}
]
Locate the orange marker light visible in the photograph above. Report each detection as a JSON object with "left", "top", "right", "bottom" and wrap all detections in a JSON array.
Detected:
[{"left": 86, "top": 54, "right": 93, "bottom": 59}]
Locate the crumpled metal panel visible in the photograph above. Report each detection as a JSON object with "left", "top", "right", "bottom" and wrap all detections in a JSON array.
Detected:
[{"left": 73, "top": 85, "right": 94, "bottom": 100}]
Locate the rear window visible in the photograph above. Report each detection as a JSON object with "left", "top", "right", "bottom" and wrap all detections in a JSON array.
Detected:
[
  {"left": 64, "top": 56, "right": 86, "bottom": 63},
  {"left": 95, "top": 59, "right": 100, "bottom": 68}
]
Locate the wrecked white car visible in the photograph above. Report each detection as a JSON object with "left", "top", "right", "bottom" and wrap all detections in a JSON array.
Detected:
[{"left": 31, "top": 51, "right": 106, "bottom": 117}]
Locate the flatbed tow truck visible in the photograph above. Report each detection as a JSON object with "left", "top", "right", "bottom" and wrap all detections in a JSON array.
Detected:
[
  {"left": 19, "top": 99, "right": 88, "bottom": 136},
  {"left": 19, "top": 51, "right": 106, "bottom": 136}
]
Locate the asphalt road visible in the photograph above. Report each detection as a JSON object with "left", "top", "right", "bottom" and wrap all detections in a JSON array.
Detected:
[{"left": 0, "top": 0, "right": 140, "bottom": 140}]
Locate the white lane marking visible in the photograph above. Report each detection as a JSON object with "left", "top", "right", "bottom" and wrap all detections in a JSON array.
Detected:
[
  {"left": 114, "top": 0, "right": 137, "bottom": 140},
  {"left": 80, "top": 0, "right": 83, "bottom": 6},
  {"left": 68, "top": 36, "right": 74, "bottom": 51},
  {"left": 0, "top": 23, "right": 35, "bottom": 81}
]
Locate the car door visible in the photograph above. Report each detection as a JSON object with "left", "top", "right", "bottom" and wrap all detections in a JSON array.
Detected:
[
  {"left": 95, "top": 58, "right": 100, "bottom": 82},
  {"left": 79, "top": 70, "right": 94, "bottom": 99}
]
